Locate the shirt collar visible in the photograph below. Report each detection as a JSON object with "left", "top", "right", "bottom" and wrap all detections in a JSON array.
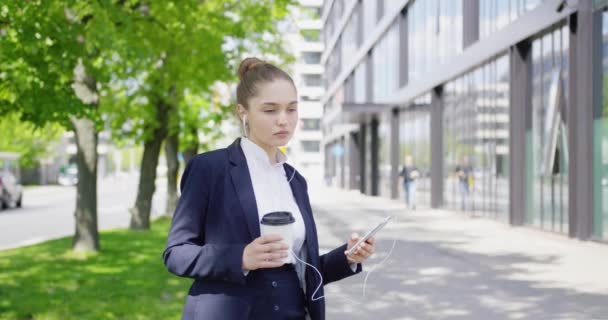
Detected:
[{"left": 240, "top": 137, "right": 287, "bottom": 168}]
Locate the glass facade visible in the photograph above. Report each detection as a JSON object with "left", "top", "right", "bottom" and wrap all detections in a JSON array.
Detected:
[
  {"left": 479, "top": 0, "right": 543, "bottom": 39},
  {"left": 354, "top": 60, "right": 367, "bottom": 103},
  {"left": 527, "top": 25, "right": 570, "bottom": 233},
  {"left": 443, "top": 55, "right": 510, "bottom": 220},
  {"left": 399, "top": 94, "right": 432, "bottom": 208},
  {"left": 372, "top": 21, "right": 400, "bottom": 101},
  {"left": 408, "top": 0, "right": 463, "bottom": 83},
  {"left": 325, "top": 40, "right": 341, "bottom": 85},
  {"left": 362, "top": 0, "right": 378, "bottom": 40},
  {"left": 320, "top": 0, "right": 608, "bottom": 242},
  {"left": 594, "top": 11, "right": 608, "bottom": 240},
  {"left": 342, "top": 4, "right": 360, "bottom": 71}
]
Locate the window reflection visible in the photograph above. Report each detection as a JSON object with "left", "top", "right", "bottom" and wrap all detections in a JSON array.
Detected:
[
  {"left": 594, "top": 11, "right": 608, "bottom": 240},
  {"left": 443, "top": 55, "right": 510, "bottom": 220},
  {"left": 408, "top": 0, "right": 463, "bottom": 83},
  {"left": 479, "top": 0, "right": 544, "bottom": 39},
  {"left": 373, "top": 21, "right": 400, "bottom": 102},
  {"left": 399, "top": 94, "right": 432, "bottom": 208},
  {"left": 528, "top": 25, "right": 569, "bottom": 233}
]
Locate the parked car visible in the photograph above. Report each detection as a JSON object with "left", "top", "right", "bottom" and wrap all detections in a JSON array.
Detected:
[
  {"left": 0, "top": 152, "right": 23, "bottom": 209},
  {"left": 58, "top": 163, "right": 78, "bottom": 186}
]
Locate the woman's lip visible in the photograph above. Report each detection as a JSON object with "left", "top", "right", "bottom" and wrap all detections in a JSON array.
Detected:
[{"left": 274, "top": 131, "right": 289, "bottom": 136}]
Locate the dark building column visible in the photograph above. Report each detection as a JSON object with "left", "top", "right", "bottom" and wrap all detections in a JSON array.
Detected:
[
  {"left": 391, "top": 108, "right": 400, "bottom": 199},
  {"left": 430, "top": 86, "right": 444, "bottom": 208},
  {"left": 359, "top": 123, "right": 367, "bottom": 193},
  {"left": 568, "top": 3, "right": 596, "bottom": 240},
  {"left": 463, "top": 0, "right": 480, "bottom": 48},
  {"left": 340, "top": 136, "right": 346, "bottom": 188},
  {"left": 349, "top": 131, "right": 360, "bottom": 190},
  {"left": 509, "top": 40, "right": 532, "bottom": 226},
  {"left": 399, "top": 8, "right": 408, "bottom": 88},
  {"left": 371, "top": 117, "right": 379, "bottom": 196}
]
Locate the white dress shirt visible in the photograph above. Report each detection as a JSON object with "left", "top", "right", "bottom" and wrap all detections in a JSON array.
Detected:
[
  {"left": 240, "top": 137, "right": 307, "bottom": 266},
  {"left": 240, "top": 138, "right": 355, "bottom": 316}
]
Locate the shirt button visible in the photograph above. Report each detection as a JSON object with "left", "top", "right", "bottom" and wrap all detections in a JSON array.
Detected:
[
  {"left": 272, "top": 281, "right": 278, "bottom": 288},
  {"left": 274, "top": 305, "right": 280, "bottom": 311}
]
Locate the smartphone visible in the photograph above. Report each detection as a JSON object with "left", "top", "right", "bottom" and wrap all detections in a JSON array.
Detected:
[{"left": 345, "top": 216, "right": 393, "bottom": 256}]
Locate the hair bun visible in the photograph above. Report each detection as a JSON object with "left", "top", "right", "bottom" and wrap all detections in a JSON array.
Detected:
[{"left": 238, "top": 57, "right": 266, "bottom": 80}]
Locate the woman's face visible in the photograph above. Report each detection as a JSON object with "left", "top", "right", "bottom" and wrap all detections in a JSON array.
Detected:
[{"left": 239, "top": 79, "right": 298, "bottom": 149}]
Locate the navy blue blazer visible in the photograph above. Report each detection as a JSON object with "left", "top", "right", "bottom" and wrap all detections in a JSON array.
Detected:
[{"left": 163, "top": 138, "right": 362, "bottom": 320}]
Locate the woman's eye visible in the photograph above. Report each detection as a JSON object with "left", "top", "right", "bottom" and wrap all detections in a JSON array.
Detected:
[
  {"left": 264, "top": 110, "right": 275, "bottom": 113},
  {"left": 288, "top": 108, "right": 297, "bottom": 112}
]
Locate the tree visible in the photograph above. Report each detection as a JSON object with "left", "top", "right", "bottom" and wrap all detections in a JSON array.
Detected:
[
  {"left": 0, "top": 0, "right": 158, "bottom": 251},
  {"left": 0, "top": 113, "right": 64, "bottom": 170},
  {"left": 102, "top": 0, "right": 294, "bottom": 229}
]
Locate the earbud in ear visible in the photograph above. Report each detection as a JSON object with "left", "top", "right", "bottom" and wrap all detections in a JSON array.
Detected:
[{"left": 242, "top": 114, "right": 248, "bottom": 137}]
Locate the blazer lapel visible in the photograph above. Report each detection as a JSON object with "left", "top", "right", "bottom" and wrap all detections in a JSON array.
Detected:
[{"left": 228, "top": 138, "right": 260, "bottom": 241}]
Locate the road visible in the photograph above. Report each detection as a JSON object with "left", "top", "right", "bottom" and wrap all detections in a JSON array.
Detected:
[{"left": 0, "top": 174, "right": 167, "bottom": 251}]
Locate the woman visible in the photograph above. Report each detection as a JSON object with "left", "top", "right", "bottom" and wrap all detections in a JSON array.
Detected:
[{"left": 163, "top": 57, "right": 376, "bottom": 320}]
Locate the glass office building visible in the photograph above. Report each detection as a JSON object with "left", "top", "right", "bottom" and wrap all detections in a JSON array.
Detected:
[{"left": 322, "top": 0, "right": 608, "bottom": 242}]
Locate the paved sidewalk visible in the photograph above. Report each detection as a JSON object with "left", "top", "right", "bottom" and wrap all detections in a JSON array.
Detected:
[{"left": 307, "top": 185, "right": 608, "bottom": 320}]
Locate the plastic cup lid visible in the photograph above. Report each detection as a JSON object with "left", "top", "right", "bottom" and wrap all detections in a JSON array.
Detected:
[{"left": 261, "top": 211, "right": 295, "bottom": 226}]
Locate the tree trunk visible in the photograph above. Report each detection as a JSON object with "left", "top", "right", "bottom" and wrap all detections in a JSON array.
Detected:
[
  {"left": 183, "top": 127, "right": 199, "bottom": 165},
  {"left": 71, "top": 118, "right": 99, "bottom": 252},
  {"left": 130, "top": 100, "right": 169, "bottom": 230},
  {"left": 164, "top": 131, "right": 179, "bottom": 217},
  {"left": 70, "top": 59, "right": 100, "bottom": 252}
]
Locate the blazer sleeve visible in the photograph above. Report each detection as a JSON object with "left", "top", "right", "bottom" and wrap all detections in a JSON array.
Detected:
[
  {"left": 299, "top": 176, "right": 363, "bottom": 285},
  {"left": 162, "top": 156, "right": 247, "bottom": 285},
  {"left": 319, "top": 243, "right": 363, "bottom": 285}
]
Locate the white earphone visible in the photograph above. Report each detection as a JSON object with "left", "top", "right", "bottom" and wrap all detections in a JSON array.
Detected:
[{"left": 242, "top": 114, "right": 248, "bottom": 137}]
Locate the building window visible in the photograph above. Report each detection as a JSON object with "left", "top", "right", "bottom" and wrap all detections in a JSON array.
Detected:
[
  {"left": 527, "top": 25, "right": 569, "bottom": 233},
  {"left": 362, "top": 0, "right": 377, "bottom": 40},
  {"left": 373, "top": 21, "right": 399, "bottom": 101},
  {"left": 300, "top": 6, "right": 321, "bottom": 20},
  {"left": 408, "top": 0, "right": 463, "bottom": 83},
  {"left": 300, "top": 119, "right": 321, "bottom": 131},
  {"left": 400, "top": 94, "right": 432, "bottom": 207},
  {"left": 301, "top": 95, "right": 321, "bottom": 102},
  {"left": 341, "top": 4, "right": 360, "bottom": 69},
  {"left": 303, "top": 74, "right": 322, "bottom": 87},
  {"left": 300, "top": 29, "right": 320, "bottom": 42},
  {"left": 354, "top": 60, "right": 367, "bottom": 103},
  {"left": 443, "top": 55, "right": 510, "bottom": 220},
  {"left": 301, "top": 140, "right": 321, "bottom": 152},
  {"left": 301, "top": 52, "right": 321, "bottom": 64},
  {"left": 480, "top": 0, "right": 543, "bottom": 39},
  {"left": 594, "top": 11, "right": 608, "bottom": 240}
]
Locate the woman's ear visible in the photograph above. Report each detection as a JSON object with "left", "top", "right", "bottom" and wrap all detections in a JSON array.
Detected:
[{"left": 236, "top": 104, "right": 247, "bottom": 121}]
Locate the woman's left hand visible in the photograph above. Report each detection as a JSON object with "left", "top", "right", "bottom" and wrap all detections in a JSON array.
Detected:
[{"left": 344, "top": 233, "right": 376, "bottom": 265}]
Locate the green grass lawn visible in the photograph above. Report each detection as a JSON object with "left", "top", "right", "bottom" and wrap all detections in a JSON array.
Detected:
[{"left": 0, "top": 217, "right": 191, "bottom": 320}]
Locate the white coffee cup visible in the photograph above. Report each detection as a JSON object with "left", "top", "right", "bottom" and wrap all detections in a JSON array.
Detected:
[{"left": 260, "top": 211, "right": 295, "bottom": 264}]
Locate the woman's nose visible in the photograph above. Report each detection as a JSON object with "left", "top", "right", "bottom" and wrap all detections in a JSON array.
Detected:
[{"left": 277, "top": 111, "right": 288, "bottom": 126}]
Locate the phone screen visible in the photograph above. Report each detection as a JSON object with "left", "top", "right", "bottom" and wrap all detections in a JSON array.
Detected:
[{"left": 346, "top": 216, "right": 392, "bottom": 256}]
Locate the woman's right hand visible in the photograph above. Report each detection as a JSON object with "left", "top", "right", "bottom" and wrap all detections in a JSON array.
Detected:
[{"left": 242, "top": 234, "right": 289, "bottom": 271}]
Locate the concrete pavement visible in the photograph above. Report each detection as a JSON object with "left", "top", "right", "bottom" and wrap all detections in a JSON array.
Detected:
[{"left": 307, "top": 184, "right": 608, "bottom": 320}]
